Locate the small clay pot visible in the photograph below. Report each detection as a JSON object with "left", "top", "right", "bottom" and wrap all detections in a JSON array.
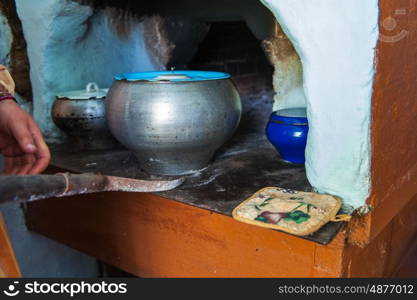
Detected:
[{"left": 266, "top": 108, "right": 308, "bottom": 164}]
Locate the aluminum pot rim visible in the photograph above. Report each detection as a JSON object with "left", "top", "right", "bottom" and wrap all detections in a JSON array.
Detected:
[
  {"left": 113, "top": 70, "right": 232, "bottom": 84},
  {"left": 113, "top": 77, "right": 234, "bottom": 85}
]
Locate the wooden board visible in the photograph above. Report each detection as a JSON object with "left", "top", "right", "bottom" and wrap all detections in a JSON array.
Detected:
[
  {"left": 349, "top": 0, "right": 417, "bottom": 247},
  {"left": 0, "top": 212, "right": 21, "bottom": 277},
  {"left": 26, "top": 191, "right": 347, "bottom": 277},
  {"left": 343, "top": 193, "right": 417, "bottom": 277}
]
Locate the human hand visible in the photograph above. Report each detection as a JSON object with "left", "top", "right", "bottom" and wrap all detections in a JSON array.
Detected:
[{"left": 0, "top": 100, "right": 51, "bottom": 175}]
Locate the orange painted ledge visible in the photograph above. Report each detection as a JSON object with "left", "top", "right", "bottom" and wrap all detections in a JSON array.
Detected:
[
  {"left": 0, "top": 213, "right": 21, "bottom": 278},
  {"left": 24, "top": 189, "right": 417, "bottom": 278},
  {"left": 25, "top": 191, "right": 347, "bottom": 278}
]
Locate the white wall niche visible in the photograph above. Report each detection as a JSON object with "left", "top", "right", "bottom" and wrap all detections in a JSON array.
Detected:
[{"left": 261, "top": 0, "right": 379, "bottom": 209}]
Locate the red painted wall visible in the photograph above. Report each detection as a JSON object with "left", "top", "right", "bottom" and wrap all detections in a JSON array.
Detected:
[{"left": 371, "top": 0, "right": 417, "bottom": 206}]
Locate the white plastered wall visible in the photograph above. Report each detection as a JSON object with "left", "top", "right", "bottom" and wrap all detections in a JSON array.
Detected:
[
  {"left": 0, "top": 10, "right": 32, "bottom": 113},
  {"left": 261, "top": 0, "right": 379, "bottom": 209},
  {"left": 0, "top": 11, "right": 12, "bottom": 67}
]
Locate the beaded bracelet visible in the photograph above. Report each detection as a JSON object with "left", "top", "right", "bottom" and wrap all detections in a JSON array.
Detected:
[{"left": 0, "top": 92, "right": 17, "bottom": 103}]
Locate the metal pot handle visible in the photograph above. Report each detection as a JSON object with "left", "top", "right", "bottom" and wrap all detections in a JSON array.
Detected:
[{"left": 86, "top": 82, "right": 99, "bottom": 93}]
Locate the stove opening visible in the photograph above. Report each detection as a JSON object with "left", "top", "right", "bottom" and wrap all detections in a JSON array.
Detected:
[
  {"left": 188, "top": 21, "right": 274, "bottom": 134},
  {"left": 188, "top": 22, "right": 273, "bottom": 78},
  {"left": 72, "top": 0, "right": 280, "bottom": 134},
  {"left": 9, "top": 0, "right": 378, "bottom": 210}
]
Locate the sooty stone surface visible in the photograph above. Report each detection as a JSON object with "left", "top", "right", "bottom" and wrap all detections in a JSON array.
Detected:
[{"left": 49, "top": 132, "right": 345, "bottom": 245}]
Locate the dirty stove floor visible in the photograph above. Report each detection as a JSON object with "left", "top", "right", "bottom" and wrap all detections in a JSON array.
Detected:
[{"left": 49, "top": 132, "right": 345, "bottom": 245}]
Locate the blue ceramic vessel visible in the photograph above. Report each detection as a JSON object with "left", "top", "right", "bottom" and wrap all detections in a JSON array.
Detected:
[{"left": 265, "top": 108, "right": 309, "bottom": 164}]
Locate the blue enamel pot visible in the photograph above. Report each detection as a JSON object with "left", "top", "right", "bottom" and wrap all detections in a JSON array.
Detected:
[{"left": 265, "top": 108, "right": 308, "bottom": 164}]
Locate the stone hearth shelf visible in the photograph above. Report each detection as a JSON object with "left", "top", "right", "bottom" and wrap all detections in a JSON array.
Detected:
[{"left": 42, "top": 132, "right": 345, "bottom": 245}]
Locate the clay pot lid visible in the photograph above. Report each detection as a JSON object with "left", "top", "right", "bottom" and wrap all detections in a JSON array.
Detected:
[
  {"left": 57, "top": 82, "right": 108, "bottom": 100},
  {"left": 114, "top": 70, "right": 231, "bottom": 82}
]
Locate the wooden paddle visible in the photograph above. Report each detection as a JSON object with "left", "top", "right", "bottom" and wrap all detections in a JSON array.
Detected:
[{"left": 0, "top": 173, "right": 184, "bottom": 204}]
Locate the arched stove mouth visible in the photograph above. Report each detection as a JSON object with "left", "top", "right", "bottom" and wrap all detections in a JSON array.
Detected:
[
  {"left": 187, "top": 21, "right": 274, "bottom": 134},
  {"left": 5, "top": 0, "right": 379, "bottom": 210},
  {"left": 71, "top": 0, "right": 304, "bottom": 134}
]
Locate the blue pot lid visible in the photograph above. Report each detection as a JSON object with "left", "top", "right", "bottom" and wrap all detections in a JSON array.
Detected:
[
  {"left": 114, "top": 70, "right": 231, "bottom": 82},
  {"left": 271, "top": 108, "right": 308, "bottom": 124}
]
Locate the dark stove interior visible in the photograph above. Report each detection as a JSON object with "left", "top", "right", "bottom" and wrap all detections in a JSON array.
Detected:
[
  {"left": 74, "top": 0, "right": 276, "bottom": 133},
  {"left": 188, "top": 21, "right": 274, "bottom": 133},
  {"left": 187, "top": 22, "right": 274, "bottom": 78}
]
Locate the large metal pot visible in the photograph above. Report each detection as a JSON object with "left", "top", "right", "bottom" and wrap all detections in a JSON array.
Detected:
[
  {"left": 52, "top": 82, "right": 121, "bottom": 150},
  {"left": 106, "top": 70, "right": 242, "bottom": 175}
]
